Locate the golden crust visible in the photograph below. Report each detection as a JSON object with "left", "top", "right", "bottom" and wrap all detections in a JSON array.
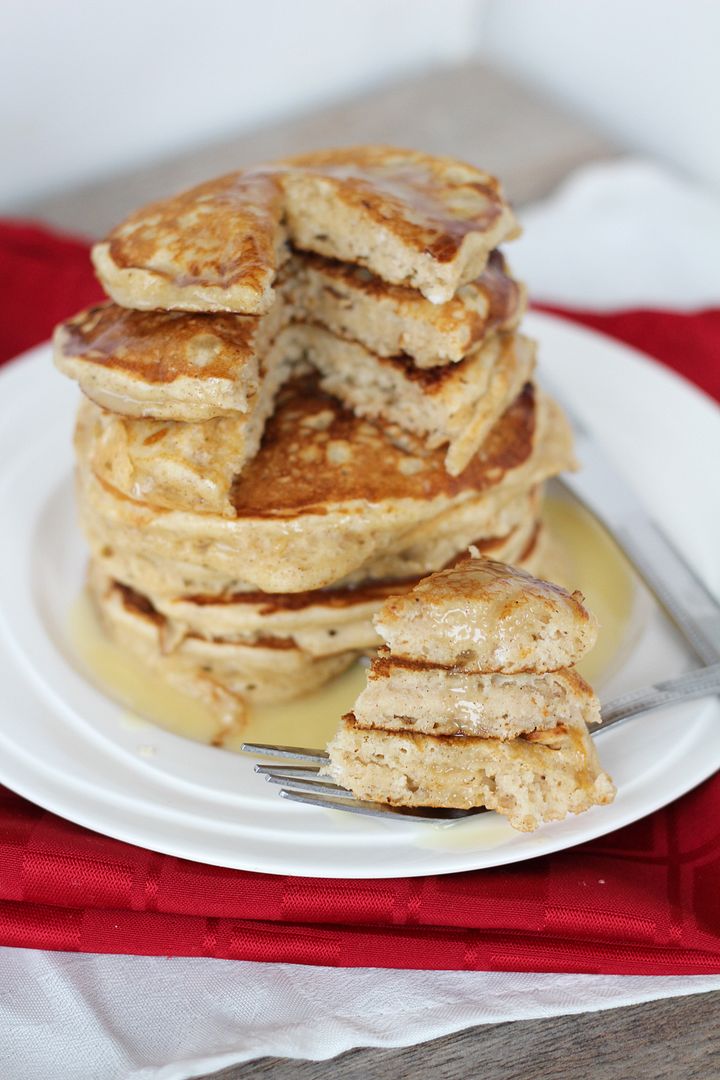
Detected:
[
  {"left": 74, "top": 349, "right": 291, "bottom": 517},
  {"left": 88, "top": 148, "right": 518, "bottom": 314},
  {"left": 279, "top": 145, "right": 513, "bottom": 261},
  {"left": 53, "top": 299, "right": 293, "bottom": 421},
  {"left": 375, "top": 557, "right": 598, "bottom": 673},
  {"left": 383, "top": 557, "right": 592, "bottom": 612},
  {"left": 277, "top": 145, "right": 519, "bottom": 301},
  {"left": 283, "top": 249, "right": 525, "bottom": 366},
  {"left": 55, "top": 302, "right": 268, "bottom": 385},
  {"left": 229, "top": 376, "right": 536, "bottom": 516},
  {"left": 75, "top": 375, "right": 537, "bottom": 518},
  {"left": 92, "top": 170, "right": 287, "bottom": 314},
  {"left": 74, "top": 382, "right": 568, "bottom": 593}
]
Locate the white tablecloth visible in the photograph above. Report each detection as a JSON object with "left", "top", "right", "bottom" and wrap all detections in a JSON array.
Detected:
[
  {"left": 510, "top": 158, "right": 720, "bottom": 308},
  {"left": 2, "top": 157, "right": 720, "bottom": 1079},
  {"left": 2, "top": 949, "right": 720, "bottom": 1079}
]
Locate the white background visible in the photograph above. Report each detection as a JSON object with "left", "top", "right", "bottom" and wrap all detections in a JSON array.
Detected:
[{"left": 1, "top": 0, "right": 718, "bottom": 209}]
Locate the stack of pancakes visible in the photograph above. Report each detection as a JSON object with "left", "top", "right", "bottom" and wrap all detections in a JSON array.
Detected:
[
  {"left": 327, "top": 557, "right": 616, "bottom": 830},
  {"left": 54, "top": 146, "right": 575, "bottom": 733}
]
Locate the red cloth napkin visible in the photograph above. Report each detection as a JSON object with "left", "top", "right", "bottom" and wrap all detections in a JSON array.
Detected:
[{"left": 1, "top": 220, "right": 719, "bottom": 975}]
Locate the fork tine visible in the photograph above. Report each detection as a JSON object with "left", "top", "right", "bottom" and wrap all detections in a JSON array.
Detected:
[
  {"left": 254, "top": 764, "right": 324, "bottom": 778},
  {"left": 256, "top": 759, "right": 390, "bottom": 799},
  {"left": 241, "top": 741, "right": 328, "bottom": 764},
  {"left": 256, "top": 762, "right": 372, "bottom": 797},
  {"left": 278, "top": 788, "right": 480, "bottom": 822},
  {"left": 265, "top": 775, "right": 359, "bottom": 798},
  {"left": 245, "top": 663, "right": 720, "bottom": 821}
]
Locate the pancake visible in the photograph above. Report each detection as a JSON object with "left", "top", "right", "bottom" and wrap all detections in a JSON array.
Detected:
[
  {"left": 298, "top": 327, "right": 536, "bottom": 475},
  {"left": 85, "top": 485, "right": 541, "bottom": 600},
  {"left": 91, "top": 170, "right": 287, "bottom": 314},
  {"left": 73, "top": 319, "right": 534, "bottom": 490},
  {"left": 75, "top": 376, "right": 574, "bottom": 593},
  {"left": 90, "top": 148, "right": 517, "bottom": 314},
  {"left": 53, "top": 299, "right": 292, "bottom": 421},
  {"left": 76, "top": 388, "right": 542, "bottom": 534},
  {"left": 352, "top": 659, "right": 600, "bottom": 738},
  {"left": 115, "top": 516, "right": 542, "bottom": 658},
  {"left": 75, "top": 343, "right": 298, "bottom": 517},
  {"left": 375, "top": 556, "right": 598, "bottom": 674},
  {"left": 325, "top": 715, "right": 615, "bottom": 831},
  {"left": 278, "top": 146, "right": 519, "bottom": 302},
  {"left": 338, "top": 493, "right": 542, "bottom": 587},
  {"left": 282, "top": 249, "right": 525, "bottom": 366},
  {"left": 89, "top": 565, "right": 357, "bottom": 720}
]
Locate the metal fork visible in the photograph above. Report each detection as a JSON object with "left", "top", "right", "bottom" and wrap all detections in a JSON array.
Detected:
[
  {"left": 543, "top": 377, "right": 720, "bottom": 667},
  {"left": 241, "top": 662, "right": 720, "bottom": 823}
]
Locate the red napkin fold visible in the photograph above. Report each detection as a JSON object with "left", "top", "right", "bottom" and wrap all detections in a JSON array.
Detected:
[{"left": 1, "top": 221, "right": 719, "bottom": 974}]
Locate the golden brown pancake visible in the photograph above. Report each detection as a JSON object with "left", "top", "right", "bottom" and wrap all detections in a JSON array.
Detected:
[
  {"left": 283, "top": 249, "right": 525, "bottom": 366},
  {"left": 91, "top": 170, "right": 287, "bottom": 314},
  {"left": 74, "top": 373, "right": 573, "bottom": 593},
  {"left": 278, "top": 146, "right": 519, "bottom": 302},
  {"left": 324, "top": 549, "right": 611, "bottom": 828},
  {"left": 64, "top": 317, "right": 532, "bottom": 485},
  {"left": 110, "top": 516, "right": 543, "bottom": 658},
  {"left": 325, "top": 715, "right": 615, "bottom": 831},
  {"left": 86, "top": 486, "right": 542, "bottom": 600},
  {"left": 89, "top": 564, "right": 357, "bottom": 721},
  {"left": 375, "top": 557, "right": 598, "bottom": 673},
  {"left": 90, "top": 148, "right": 518, "bottom": 314},
  {"left": 73, "top": 334, "right": 299, "bottom": 517},
  {"left": 54, "top": 300, "right": 292, "bottom": 420},
  {"left": 230, "top": 376, "right": 538, "bottom": 513},
  {"left": 352, "top": 659, "right": 601, "bottom": 738},
  {"left": 299, "top": 327, "right": 536, "bottom": 475}
]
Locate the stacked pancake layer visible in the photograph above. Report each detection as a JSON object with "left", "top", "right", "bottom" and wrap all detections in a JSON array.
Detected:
[
  {"left": 327, "top": 558, "right": 616, "bottom": 831},
  {"left": 54, "top": 146, "right": 575, "bottom": 733}
]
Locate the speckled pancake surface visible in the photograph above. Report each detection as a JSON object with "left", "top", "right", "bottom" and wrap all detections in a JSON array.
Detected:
[
  {"left": 74, "top": 375, "right": 572, "bottom": 592},
  {"left": 325, "top": 716, "right": 615, "bottom": 830},
  {"left": 284, "top": 249, "right": 525, "bottom": 366},
  {"left": 278, "top": 146, "right": 519, "bottom": 302},
  {"left": 375, "top": 556, "right": 598, "bottom": 673},
  {"left": 300, "top": 327, "right": 536, "bottom": 475},
  {"left": 54, "top": 299, "right": 290, "bottom": 420},
  {"left": 91, "top": 170, "right": 287, "bottom": 314}
]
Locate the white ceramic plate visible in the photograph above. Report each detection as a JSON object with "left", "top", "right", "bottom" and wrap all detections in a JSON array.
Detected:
[{"left": 0, "top": 311, "right": 718, "bottom": 878}]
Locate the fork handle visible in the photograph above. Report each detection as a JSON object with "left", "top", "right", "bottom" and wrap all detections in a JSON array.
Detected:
[
  {"left": 598, "top": 661, "right": 720, "bottom": 730},
  {"left": 558, "top": 461, "right": 720, "bottom": 667},
  {"left": 615, "top": 517, "right": 720, "bottom": 666}
]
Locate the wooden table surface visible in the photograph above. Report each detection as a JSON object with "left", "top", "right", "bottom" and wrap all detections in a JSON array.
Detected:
[
  {"left": 22, "top": 61, "right": 720, "bottom": 1078},
  {"left": 209, "top": 991, "right": 720, "bottom": 1079}
]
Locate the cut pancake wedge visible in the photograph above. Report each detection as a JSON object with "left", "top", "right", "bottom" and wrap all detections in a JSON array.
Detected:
[{"left": 326, "top": 716, "right": 615, "bottom": 831}]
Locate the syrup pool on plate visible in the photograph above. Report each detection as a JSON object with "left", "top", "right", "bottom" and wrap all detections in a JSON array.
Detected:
[{"left": 70, "top": 488, "right": 637, "bottom": 753}]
